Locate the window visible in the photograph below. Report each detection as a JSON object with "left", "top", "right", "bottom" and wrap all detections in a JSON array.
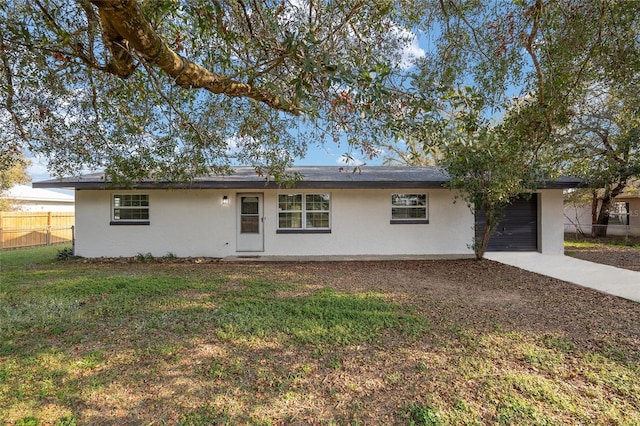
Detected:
[
  {"left": 277, "top": 193, "right": 330, "bottom": 233},
  {"left": 111, "top": 194, "right": 150, "bottom": 225},
  {"left": 391, "top": 193, "right": 428, "bottom": 224},
  {"left": 609, "top": 202, "right": 630, "bottom": 226},
  {"left": 240, "top": 196, "right": 260, "bottom": 233}
]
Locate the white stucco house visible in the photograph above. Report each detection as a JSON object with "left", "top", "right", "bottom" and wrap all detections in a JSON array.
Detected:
[
  {"left": 4, "top": 185, "right": 75, "bottom": 212},
  {"left": 33, "top": 166, "right": 580, "bottom": 258}
]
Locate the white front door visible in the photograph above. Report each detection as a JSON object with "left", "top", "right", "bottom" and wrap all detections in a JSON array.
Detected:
[{"left": 236, "top": 194, "right": 264, "bottom": 252}]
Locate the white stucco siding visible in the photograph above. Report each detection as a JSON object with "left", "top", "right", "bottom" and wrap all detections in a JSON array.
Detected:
[
  {"left": 264, "top": 189, "right": 473, "bottom": 256},
  {"left": 538, "top": 189, "right": 565, "bottom": 254},
  {"left": 75, "top": 189, "right": 236, "bottom": 258},
  {"left": 75, "top": 187, "right": 475, "bottom": 258}
]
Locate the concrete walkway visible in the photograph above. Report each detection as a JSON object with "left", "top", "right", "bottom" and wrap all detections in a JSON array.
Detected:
[{"left": 485, "top": 252, "right": 640, "bottom": 303}]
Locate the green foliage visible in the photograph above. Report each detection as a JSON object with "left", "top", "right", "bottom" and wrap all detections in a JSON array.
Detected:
[
  {"left": 386, "top": 2, "right": 638, "bottom": 254},
  {"left": 557, "top": 86, "right": 639, "bottom": 235},
  {"left": 136, "top": 252, "right": 155, "bottom": 262},
  {"left": 0, "top": 0, "right": 414, "bottom": 182},
  {"left": 435, "top": 88, "right": 540, "bottom": 259},
  {"left": 54, "top": 416, "right": 77, "bottom": 426},
  {"left": 56, "top": 247, "right": 75, "bottom": 261},
  {"left": 0, "top": 154, "right": 31, "bottom": 210},
  {"left": 406, "top": 404, "right": 441, "bottom": 426},
  {"left": 15, "top": 417, "right": 40, "bottom": 426},
  {"left": 0, "top": 155, "right": 30, "bottom": 191}
]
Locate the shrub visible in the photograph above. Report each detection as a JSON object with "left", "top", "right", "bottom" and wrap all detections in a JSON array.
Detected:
[{"left": 56, "top": 247, "right": 75, "bottom": 261}]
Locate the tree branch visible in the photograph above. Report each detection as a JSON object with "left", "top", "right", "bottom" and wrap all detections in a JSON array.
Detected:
[
  {"left": 0, "top": 38, "right": 30, "bottom": 142},
  {"left": 90, "top": 0, "right": 300, "bottom": 113},
  {"left": 236, "top": 0, "right": 254, "bottom": 38},
  {"left": 521, "top": 0, "right": 552, "bottom": 132}
]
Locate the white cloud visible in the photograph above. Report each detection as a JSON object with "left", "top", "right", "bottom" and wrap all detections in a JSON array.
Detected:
[
  {"left": 26, "top": 157, "right": 51, "bottom": 182},
  {"left": 392, "top": 26, "right": 425, "bottom": 69}
]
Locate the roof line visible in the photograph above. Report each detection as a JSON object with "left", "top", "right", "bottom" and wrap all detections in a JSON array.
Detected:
[{"left": 32, "top": 166, "right": 582, "bottom": 190}]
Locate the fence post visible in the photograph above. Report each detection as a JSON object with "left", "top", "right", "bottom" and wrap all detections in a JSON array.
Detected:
[
  {"left": 72, "top": 225, "right": 75, "bottom": 255},
  {"left": 46, "top": 211, "right": 52, "bottom": 246},
  {"left": 0, "top": 211, "right": 3, "bottom": 250}
]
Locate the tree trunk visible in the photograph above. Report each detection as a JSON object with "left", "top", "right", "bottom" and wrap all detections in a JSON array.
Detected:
[
  {"left": 590, "top": 190, "right": 599, "bottom": 227},
  {"left": 592, "top": 198, "right": 611, "bottom": 237},
  {"left": 475, "top": 212, "right": 494, "bottom": 260},
  {"left": 90, "top": 0, "right": 299, "bottom": 113},
  {"left": 475, "top": 221, "right": 493, "bottom": 260},
  {"left": 591, "top": 183, "right": 627, "bottom": 238}
]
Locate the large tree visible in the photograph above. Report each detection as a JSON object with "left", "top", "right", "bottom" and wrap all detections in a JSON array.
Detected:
[
  {"left": 560, "top": 84, "right": 640, "bottom": 237},
  {"left": 388, "top": 0, "right": 640, "bottom": 255},
  {"left": 1, "top": 0, "right": 418, "bottom": 182}
]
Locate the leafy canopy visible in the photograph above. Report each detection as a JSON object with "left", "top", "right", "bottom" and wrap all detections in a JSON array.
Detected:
[{"left": 1, "top": 0, "right": 416, "bottom": 182}]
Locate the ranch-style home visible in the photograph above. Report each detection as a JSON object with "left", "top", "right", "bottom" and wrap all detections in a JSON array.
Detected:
[{"left": 33, "top": 166, "right": 580, "bottom": 259}]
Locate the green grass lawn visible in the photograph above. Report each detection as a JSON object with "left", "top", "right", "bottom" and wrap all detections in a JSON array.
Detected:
[
  {"left": 1, "top": 246, "right": 639, "bottom": 425},
  {"left": 565, "top": 238, "right": 640, "bottom": 250}
]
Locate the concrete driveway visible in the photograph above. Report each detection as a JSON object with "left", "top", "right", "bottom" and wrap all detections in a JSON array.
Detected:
[{"left": 485, "top": 252, "right": 640, "bottom": 303}]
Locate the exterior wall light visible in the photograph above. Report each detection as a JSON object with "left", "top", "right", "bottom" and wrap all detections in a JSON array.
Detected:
[{"left": 222, "top": 195, "right": 229, "bottom": 206}]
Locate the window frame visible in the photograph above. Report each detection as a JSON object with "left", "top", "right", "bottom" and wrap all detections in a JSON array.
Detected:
[
  {"left": 390, "top": 193, "right": 429, "bottom": 224},
  {"left": 609, "top": 201, "right": 630, "bottom": 226},
  {"left": 277, "top": 193, "right": 331, "bottom": 234},
  {"left": 110, "top": 193, "right": 150, "bottom": 226}
]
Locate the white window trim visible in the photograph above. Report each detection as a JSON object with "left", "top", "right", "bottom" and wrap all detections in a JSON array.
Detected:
[
  {"left": 390, "top": 193, "right": 429, "bottom": 224},
  {"left": 277, "top": 193, "right": 331, "bottom": 234},
  {"left": 609, "top": 201, "right": 630, "bottom": 226},
  {"left": 110, "top": 193, "right": 150, "bottom": 225}
]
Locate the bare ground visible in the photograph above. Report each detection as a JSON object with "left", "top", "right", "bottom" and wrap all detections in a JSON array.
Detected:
[
  {"left": 564, "top": 239, "right": 640, "bottom": 272},
  {"left": 253, "top": 259, "right": 640, "bottom": 347}
]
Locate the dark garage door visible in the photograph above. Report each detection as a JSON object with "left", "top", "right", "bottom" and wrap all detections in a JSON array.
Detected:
[{"left": 476, "top": 195, "right": 538, "bottom": 251}]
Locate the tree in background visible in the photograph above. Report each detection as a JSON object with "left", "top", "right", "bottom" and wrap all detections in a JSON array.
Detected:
[
  {"left": 559, "top": 85, "right": 640, "bottom": 237},
  {"left": 0, "top": 154, "right": 31, "bottom": 211},
  {"left": 435, "top": 89, "right": 543, "bottom": 259}
]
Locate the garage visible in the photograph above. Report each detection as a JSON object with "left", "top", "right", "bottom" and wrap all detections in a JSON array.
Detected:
[{"left": 476, "top": 195, "right": 539, "bottom": 252}]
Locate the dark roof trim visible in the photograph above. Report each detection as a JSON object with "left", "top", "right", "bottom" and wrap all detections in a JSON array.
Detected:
[
  {"left": 536, "top": 178, "right": 584, "bottom": 189},
  {"left": 32, "top": 166, "right": 583, "bottom": 190}
]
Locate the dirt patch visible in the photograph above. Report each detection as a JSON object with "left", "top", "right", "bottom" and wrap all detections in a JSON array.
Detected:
[{"left": 564, "top": 237, "right": 640, "bottom": 272}]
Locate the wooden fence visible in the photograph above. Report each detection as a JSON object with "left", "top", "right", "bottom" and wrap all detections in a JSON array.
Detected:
[{"left": 0, "top": 212, "right": 75, "bottom": 250}]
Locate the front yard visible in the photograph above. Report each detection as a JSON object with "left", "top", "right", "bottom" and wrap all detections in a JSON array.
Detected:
[
  {"left": 1, "top": 245, "right": 639, "bottom": 425},
  {"left": 564, "top": 237, "right": 640, "bottom": 272}
]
